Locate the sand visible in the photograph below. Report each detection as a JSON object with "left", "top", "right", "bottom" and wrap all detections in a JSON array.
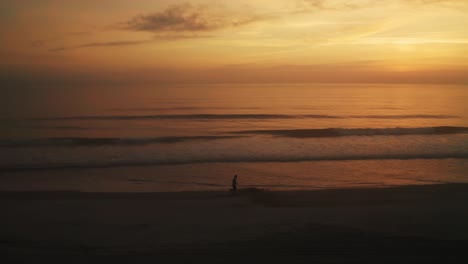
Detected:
[{"left": 2, "top": 184, "right": 468, "bottom": 263}]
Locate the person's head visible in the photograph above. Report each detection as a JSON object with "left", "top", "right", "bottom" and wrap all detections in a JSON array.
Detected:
[{"left": 234, "top": 175, "right": 237, "bottom": 178}]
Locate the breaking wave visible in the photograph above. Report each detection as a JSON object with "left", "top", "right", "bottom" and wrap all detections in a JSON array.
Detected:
[
  {"left": 1, "top": 126, "right": 467, "bottom": 148},
  {"left": 235, "top": 126, "right": 468, "bottom": 138},
  {"left": 1, "top": 153, "right": 468, "bottom": 172}
]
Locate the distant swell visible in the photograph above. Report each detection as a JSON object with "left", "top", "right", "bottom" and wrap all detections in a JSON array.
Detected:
[
  {"left": 109, "top": 107, "right": 263, "bottom": 111},
  {"left": 1, "top": 153, "right": 468, "bottom": 172},
  {"left": 235, "top": 126, "right": 468, "bottom": 138},
  {"left": 0, "top": 136, "right": 242, "bottom": 148},
  {"left": 31, "top": 114, "right": 458, "bottom": 121}
]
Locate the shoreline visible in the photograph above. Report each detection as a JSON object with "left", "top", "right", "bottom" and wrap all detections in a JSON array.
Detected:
[
  {"left": 2, "top": 159, "right": 466, "bottom": 194},
  {"left": 1, "top": 181, "right": 467, "bottom": 199}
]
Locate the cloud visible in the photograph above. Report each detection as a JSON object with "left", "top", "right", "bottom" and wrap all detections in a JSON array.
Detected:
[
  {"left": 123, "top": 3, "right": 267, "bottom": 33},
  {"left": 402, "top": 0, "right": 468, "bottom": 10},
  {"left": 50, "top": 40, "right": 152, "bottom": 52},
  {"left": 49, "top": 0, "right": 466, "bottom": 52},
  {"left": 294, "top": 0, "right": 467, "bottom": 12},
  {"left": 405, "top": 0, "right": 466, "bottom": 4},
  {"left": 295, "top": 0, "right": 379, "bottom": 12},
  {"left": 50, "top": 34, "right": 213, "bottom": 52},
  {"left": 64, "top": 31, "right": 94, "bottom": 37}
]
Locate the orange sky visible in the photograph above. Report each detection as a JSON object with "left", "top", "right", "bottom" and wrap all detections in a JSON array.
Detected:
[{"left": 1, "top": 0, "right": 468, "bottom": 84}]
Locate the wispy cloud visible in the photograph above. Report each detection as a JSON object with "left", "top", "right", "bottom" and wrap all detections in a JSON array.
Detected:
[
  {"left": 405, "top": 0, "right": 467, "bottom": 4},
  {"left": 64, "top": 31, "right": 94, "bottom": 37},
  {"left": 402, "top": 0, "right": 468, "bottom": 9},
  {"left": 123, "top": 3, "right": 268, "bottom": 33},
  {"left": 50, "top": 34, "right": 213, "bottom": 52},
  {"left": 50, "top": 40, "right": 152, "bottom": 52},
  {"left": 294, "top": 0, "right": 467, "bottom": 12},
  {"left": 294, "top": 0, "right": 379, "bottom": 12}
]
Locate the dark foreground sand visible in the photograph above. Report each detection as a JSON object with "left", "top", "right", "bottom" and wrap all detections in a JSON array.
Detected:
[{"left": 2, "top": 184, "right": 468, "bottom": 263}]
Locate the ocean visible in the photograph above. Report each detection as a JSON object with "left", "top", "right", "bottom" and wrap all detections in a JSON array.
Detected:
[{"left": 1, "top": 83, "right": 467, "bottom": 192}]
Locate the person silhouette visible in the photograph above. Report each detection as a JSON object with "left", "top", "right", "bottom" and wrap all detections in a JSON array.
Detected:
[{"left": 232, "top": 175, "right": 238, "bottom": 193}]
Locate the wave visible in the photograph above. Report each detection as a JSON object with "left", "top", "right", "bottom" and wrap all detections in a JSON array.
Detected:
[
  {"left": 235, "top": 126, "right": 468, "bottom": 138},
  {"left": 109, "top": 107, "right": 263, "bottom": 111},
  {"left": 28, "top": 126, "right": 95, "bottom": 130},
  {"left": 31, "top": 114, "right": 458, "bottom": 121},
  {"left": 1, "top": 153, "right": 468, "bottom": 172},
  {"left": 1, "top": 126, "right": 467, "bottom": 148},
  {"left": 0, "top": 136, "right": 242, "bottom": 148},
  {"left": 350, "top": 115, "right": 458, "bottom": 119},
  {"left": 33, "top": 114, "right": 336, "bottom": 121}
]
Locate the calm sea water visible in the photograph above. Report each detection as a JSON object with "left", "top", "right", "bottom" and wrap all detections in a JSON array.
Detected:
[{"left": 1, "top": 83, "right": 467, "bottom": 192}]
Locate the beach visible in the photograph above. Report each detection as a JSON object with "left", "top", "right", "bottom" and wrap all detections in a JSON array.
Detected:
[
  {"left": 3, "top": 183, "right": 468, "bottom": 263},
  {"left": 1, "top": 83, "right": 468, "bottom": 262}
]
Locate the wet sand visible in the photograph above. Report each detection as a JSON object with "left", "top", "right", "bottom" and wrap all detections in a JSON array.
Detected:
[{"left": 2, "top": 184, "right": 468, "bottom": 263}]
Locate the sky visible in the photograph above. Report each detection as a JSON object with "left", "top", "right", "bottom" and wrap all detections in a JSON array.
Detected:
[{"left": 1, "top": 0, "right": 468, "bottom": 84}]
